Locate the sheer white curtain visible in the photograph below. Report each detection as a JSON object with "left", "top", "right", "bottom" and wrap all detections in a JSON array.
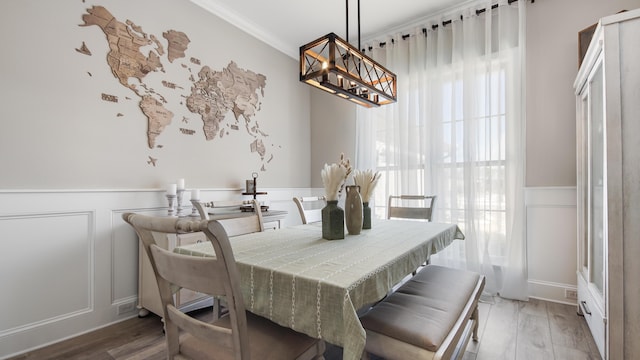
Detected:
[{"left": 355, "top": 0, "right": 527, "bottom": 300}]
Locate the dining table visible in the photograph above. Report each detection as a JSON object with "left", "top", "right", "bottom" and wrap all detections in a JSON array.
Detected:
[{"left": 174, "top": 219, "right": 464, "bottom": 360}]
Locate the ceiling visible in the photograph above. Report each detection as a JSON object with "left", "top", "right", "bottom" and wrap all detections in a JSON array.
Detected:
[{"left": 191, "top": 0, "right": 472, "bottom": 58}]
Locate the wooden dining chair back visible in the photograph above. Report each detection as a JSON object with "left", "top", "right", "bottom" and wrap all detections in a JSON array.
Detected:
[
  {"left": 292, "top": 196, "right": 326, "bottom": 224},
  {"left": 217, "top": 211, "right": 264, "bottom": 237},
  {"left": 193, "top": 199, "right": 264, "bottom": 235},
  {"left": 194, "top": 199, "right": 264, "bottom": 319},
  {"left": 193, "top": 199, "right": 254, "bottom": 220},
  {"left": 387, "top": 195, "right": 437, "bottom": 221},
  {"left": 122, "top": 213, "right": 325, "bottom": 360}
]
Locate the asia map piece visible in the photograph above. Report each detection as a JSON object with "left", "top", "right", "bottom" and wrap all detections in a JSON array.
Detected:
[{"left": 79, "top": 5, "right": 271, "bottom": 168}]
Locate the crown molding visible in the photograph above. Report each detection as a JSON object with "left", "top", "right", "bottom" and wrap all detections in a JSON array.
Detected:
[{"left": 190, "top": 0, "right": 298, "bottom": 59}]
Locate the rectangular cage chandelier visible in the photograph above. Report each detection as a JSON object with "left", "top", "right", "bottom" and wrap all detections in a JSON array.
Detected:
[{"left": 299, "top": 0, "right": 397, "bottom": 108}]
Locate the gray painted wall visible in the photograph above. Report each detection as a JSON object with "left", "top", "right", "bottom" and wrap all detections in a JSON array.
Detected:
[
  {"left": 310, "top": 90, "right": 357, "bottom": 188},
  {"left": 525, "top": 0, "right": 639, "bottom": 187},
  {"left": 0, "top": 0, "right": 311, "bottom": 190}
]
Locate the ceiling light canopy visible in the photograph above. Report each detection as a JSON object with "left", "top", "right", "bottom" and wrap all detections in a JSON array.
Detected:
[{"left": 299, "top": 1, "right": 397, "bottom": 108}]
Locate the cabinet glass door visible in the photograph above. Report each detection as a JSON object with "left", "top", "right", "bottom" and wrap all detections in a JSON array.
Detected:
[
  {"left": 579, "top": 94, "right": 588, "bottom": 273},
  {"left": 588, "top": 61, "right": 604, "bottom": 296}
]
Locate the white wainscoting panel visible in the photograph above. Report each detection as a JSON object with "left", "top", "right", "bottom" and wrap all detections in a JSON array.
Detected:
[
  {"left": 0, "top": 211, "right": 93, "bottom": 333},
  {"left": 525, "top": 187, "right": 577, "bottom": 304},
  {"left": 0, "top": 188, "right": 321, "bottom": 359}
]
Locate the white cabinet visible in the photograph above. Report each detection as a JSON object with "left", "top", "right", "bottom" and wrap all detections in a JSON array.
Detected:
[{"left": 574, "top": 9, "right": 640, "bottom": 360}]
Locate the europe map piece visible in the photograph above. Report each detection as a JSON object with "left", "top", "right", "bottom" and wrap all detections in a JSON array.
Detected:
[{"left": 79, "top": 5, "right": 271, "bottom": 168}]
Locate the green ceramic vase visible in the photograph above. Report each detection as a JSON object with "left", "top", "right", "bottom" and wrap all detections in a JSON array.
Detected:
[
  {"left": 362, "top": 202, "right": 371, "bottom": 229},
  {"left": 322, "top": 200, "right": 344, "bottom": 240}
]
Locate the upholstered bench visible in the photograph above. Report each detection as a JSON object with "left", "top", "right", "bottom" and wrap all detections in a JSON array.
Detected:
[{"left": 360, "top": 265, "right": 485, "bottom": 360}]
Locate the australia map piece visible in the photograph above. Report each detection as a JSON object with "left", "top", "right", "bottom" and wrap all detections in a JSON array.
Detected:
[{"left": 79, "top": 5, "right": 273, "bottom": 168}]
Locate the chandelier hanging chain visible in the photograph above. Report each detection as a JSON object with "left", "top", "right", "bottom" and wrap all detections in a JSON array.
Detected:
[{"left": 345, "top": 0, "right": 362, "bottom": 72}]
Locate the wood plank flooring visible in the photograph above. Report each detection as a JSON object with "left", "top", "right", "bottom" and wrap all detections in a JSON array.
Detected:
[{"left": 8, "top": 297, "right": 601, "bottom": 360}]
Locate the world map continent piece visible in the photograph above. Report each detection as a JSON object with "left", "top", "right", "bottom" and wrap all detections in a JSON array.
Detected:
[{"left": 186, "top": 61, "right": 267, "bottom": 141}]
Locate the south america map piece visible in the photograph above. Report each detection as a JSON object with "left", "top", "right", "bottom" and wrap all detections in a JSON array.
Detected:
[{"left": 139, "top": 95, "right": 173, "bottom": 149}]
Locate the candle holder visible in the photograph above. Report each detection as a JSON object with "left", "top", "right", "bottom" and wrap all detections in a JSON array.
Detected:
[
  {"left": 190, "top": 198, "right": 200, "bottom": 217},
  {"left": 166, "top": 194, "right": 177, "bottom": 216},
  {"left": 176, "top": 189, "right": 185, "bottom": 217}
]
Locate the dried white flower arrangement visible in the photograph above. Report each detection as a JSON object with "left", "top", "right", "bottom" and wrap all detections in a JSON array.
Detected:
[
  {"left": 321, "top": 153, "right": 352, "bottom": 201},
  {"left": 353, "top": 169, "right": 381, "bottom": 203}
]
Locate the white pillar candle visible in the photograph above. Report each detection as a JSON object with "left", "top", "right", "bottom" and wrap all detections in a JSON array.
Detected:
[
  {"left": 191, "top": 189, "right": 200, "bottom": 200},
  {"left": 167, "top": 183, "right": 177, "bottom": 195},
  {"left": 177, "top": 178, "right": 185, "bottom": 190}
]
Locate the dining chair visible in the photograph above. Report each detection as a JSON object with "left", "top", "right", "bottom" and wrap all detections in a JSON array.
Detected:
[
  {"left": 387, "top": 195, "right": 437, "bottom": 221},
  {"left": 215, "top": 202, "right": 265, "bottom": 236},
  {"left": 292, "top": 196, "right": 326, "bottom": 224},
  {"left": 193, "top": 199, "right": 254, "bottom": 220},
  {"left": 388, "top": 195, "right": 437, "bottom": 274},
  {"left": 195, "top": 199, "right": 264, "bottom": 318},
  {"left": 122, "top": 213, "right": 326, "bottom": 360}
]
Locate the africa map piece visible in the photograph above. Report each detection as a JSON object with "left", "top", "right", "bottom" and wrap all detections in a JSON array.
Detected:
[{"left": 79, "top": 5, "right": 271, "bottom": 168}]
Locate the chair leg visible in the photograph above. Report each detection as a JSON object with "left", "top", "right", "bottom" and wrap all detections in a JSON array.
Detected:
[{"left": 213, "top": 299, "right": 221, "bottom": 319}]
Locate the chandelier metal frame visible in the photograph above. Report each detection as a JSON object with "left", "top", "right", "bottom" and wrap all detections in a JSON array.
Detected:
[{"left": 299, "top": 1, "right": 397, "bottom": 108}]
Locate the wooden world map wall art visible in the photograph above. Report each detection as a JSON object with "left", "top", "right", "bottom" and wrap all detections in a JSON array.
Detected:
[{"left": 77, "top": 5, "right": 276, "bottom": 170}]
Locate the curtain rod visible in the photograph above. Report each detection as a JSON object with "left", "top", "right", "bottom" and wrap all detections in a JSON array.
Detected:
[{"left": 369, "top": 0, "right": 531, "bottom": 50}]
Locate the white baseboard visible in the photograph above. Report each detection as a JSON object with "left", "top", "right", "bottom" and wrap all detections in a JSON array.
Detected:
[{"left": 528, "top": 279, "right": 578, "bottom": 306}]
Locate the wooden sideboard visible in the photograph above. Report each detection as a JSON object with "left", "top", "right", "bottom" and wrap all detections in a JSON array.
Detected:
[{"left": 137, "top": 210, "right": 287, "bottom": 317}]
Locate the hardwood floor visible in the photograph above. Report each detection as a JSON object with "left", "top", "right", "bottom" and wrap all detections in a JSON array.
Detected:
[
  {"left": 8, "top": 297, "right": 600, "bottom": 360},
  {"left": 467, "top": 296, "right": 601, "bottom": 360}
]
